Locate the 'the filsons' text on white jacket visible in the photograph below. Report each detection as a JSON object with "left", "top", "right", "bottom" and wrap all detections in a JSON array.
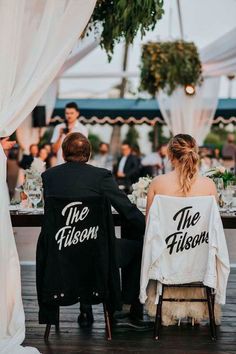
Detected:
[{"left": 139, "top": 195, "right": 230, "bottom": 305}]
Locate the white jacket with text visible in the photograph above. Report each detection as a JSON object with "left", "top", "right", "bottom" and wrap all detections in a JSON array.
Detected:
[{"left": 139, "top": 195, "right": 230, "bottom": 305}]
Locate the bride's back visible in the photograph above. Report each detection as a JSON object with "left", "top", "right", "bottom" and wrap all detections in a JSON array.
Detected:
[
  {"left": 147, "top": 134, "right": 217, "bottom": 213},
  {"left": 151, "top": 172, "right": 216, "bottom": 197}
]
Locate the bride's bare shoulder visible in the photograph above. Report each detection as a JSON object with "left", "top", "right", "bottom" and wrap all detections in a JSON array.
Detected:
[
  {"left": 196, "top": 175, "right": 217, "bottom": 194},
  {"left": 197, "top": 175, "right": 215, "bottom": 186},
  {"left": 150, "top": 172, "right": 173, "bottom": 189}
]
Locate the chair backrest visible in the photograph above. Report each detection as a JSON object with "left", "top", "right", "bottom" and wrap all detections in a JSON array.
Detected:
[
  {"left": 146, "top": 195, "right": 219, "bottom": 284},
  {"left": 37, "top": 195, "right": 120, "bottom": 308}
]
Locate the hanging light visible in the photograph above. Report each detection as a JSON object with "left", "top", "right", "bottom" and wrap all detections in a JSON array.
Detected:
[{"left": 185, "top": 84, "right": 195, "bottom": 96}]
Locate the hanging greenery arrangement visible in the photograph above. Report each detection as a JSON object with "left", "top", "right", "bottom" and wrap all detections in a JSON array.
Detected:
[
  {"left": 87, "top": 0, "right": 164, "bottom": 61},
  {"left": 140, "top": 41, "right": 203, "bottom": 96}
]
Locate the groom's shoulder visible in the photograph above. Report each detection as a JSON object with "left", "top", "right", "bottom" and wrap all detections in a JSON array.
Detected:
[
  {"left": 41, "top": 164, "right": 65, "bottom": 180},
  {"left": 87, "top": 164, "right": 112, "bottom": 179},
  {"left": 42, "top": 163, "right": 111, "bottom": 180}
]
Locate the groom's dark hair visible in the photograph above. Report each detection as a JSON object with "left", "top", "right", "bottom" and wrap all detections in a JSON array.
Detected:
[{"left": 62, "top": 132, "right": 91, "bottom": 162}]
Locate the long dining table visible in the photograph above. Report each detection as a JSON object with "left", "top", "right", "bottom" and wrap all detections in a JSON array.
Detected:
[{"left": 10, "top": 208, "right": 236, "bottom": 229}]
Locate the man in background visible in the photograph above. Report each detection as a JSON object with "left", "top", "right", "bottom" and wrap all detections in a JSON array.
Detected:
[
  {"left": 141, "top": 143, "right": 172, "bottom": 177},
  {"left": 114, "top": 142, "right": 140, "bottom": 193},
  {"left": 91, "top": 142, "right": 113, "bottom": 171},
  {"left": 51, "top": 102, "right": 88, "bottom": 165}
]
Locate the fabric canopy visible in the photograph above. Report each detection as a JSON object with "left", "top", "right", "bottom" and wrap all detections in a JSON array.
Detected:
[
  {"left": 16, "top": 37, "right": 98, "bottom": 151},
  {"left": 157, "top": 26, "right": 236, "bottom": 142},
  {"left": 0, "top": 1, "right": 96, "bottom": 353},
  {"left": 157, "top": 77, "right": 220, "bottom": 145},
  {"left": 201, "top": 27, "right": 236, "bottom": 76}
]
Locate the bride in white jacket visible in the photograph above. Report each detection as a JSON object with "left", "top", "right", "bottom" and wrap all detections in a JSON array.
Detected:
[{"left": 141, "top": 134, "right": 229, "bottom": 326}]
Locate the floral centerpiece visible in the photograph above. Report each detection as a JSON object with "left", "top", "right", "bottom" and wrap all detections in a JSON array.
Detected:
[
  {"left": 205, "top": 166, "right": 236, "bottom": 188},
  {"left": 14, "top": 158, "right": 44, "bottom": 207},
  {"left": 140, "top": 40, "right": 203, "bottom": 95},
  {"left": 23, "top": 158, "right": 44, "bottom": 191},
  {"left": 130, "top": 176, "right": 152, "bottom": 208}
]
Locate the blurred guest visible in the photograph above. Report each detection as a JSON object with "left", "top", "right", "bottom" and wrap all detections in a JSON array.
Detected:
[
  {"left": 113, "top": 142, "right": 140, "bottom": 193},
  {"left": 132, "top": 144, "right": 143, "bottom": 163},
  {"left": 51, "top": 102, "right": 88, "bottom": 165},
  {"left": 43, "top": 143, "right": 53, "bottom": 156},
  {"left": 212, "top": 147, "right": 222, "bottom": 168},
  {"left": 222, "top": 133, "right": 236, "bottom": 170},
  {"left": 159, "top": 144, "right": 172, "bottom": 174},
  {"left": 199, "top": 149, "right": 212, "bottom": 174},
  {"left": 42, "top": 143, "right": 57, "bottom": 168},
  {"left": 141, "top": 143, "right": 171, "bottom": 177},
  {"left": 91, "top": 142, "right": 113, "bottom": 171},
  {"left": 7, "top": 143, "right": 20, "bottom": 199},
  {"left": 19, "top": 143, "right": 39, "bottom": 170},
  {"left": 39, "top": 147, "right": 49, "bottom": 169}
]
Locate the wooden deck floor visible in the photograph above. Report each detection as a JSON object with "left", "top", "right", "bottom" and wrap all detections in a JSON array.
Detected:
[{"left": 22, "top": 266, "right": 236, "bottom": 354}]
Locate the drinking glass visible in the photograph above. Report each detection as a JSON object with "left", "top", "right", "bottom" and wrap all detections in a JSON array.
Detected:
[
  {"left": 214, "top": 178, "right": 224, "bottom": 194},
  {"left": 27, "top": 186, "right": 42, "bottom": 212},
  {"left": 23, "top": 179, "right": 35, "bottom": 208},
  {"left": 221, "top": 187, "right": 234, "bottom": 213}
]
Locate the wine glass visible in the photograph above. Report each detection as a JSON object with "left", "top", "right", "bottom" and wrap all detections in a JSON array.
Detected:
[
  {"left": 27, "top": 186, "right": 42, "bottom": 212},
  {"left": 214, "top": 178, "right": 224, "bottom": 207},
  {"left": 214, "top": 178, "right": 224, "bottom": 194},
  {"left": 221, "top": 187, "right": 234, "bottom": 214},
  {"left": 23, "top": 179, "right": 35, "bottom": 208}
]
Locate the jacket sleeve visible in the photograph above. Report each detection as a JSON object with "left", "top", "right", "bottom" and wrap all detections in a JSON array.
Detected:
[
  {"left": 139, "top": 202, "right": 166, "bottom": 304},
  {"left": 213, "top": 203, "right": 230, "bottom": 304},
  {"left": 101, "top": 170, "right": 145, "bottom": 239},
  {"left": 204, "top": 200, "right": 230, "bottom": 304}
]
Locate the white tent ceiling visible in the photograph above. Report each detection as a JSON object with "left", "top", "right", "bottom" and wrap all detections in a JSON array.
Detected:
[{"left": 59, "top": 0, "right": 236, "bottom": 99}]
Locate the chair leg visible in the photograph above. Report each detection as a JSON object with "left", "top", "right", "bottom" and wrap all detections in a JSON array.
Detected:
[
  {"left": 206, "top": 287, "right": 217, "bottom": 341},
  {"left": 153, "top": 286, "right": 163, "bottom": 340},
  {"left": 55, "top": 323, "right": 60, "bottom": 333},
  {"left": 44, "top": 324, "right": 51, "bottom": 341},
  {"left": 103, "top": 303, "right": 112, "bottom": 340}
]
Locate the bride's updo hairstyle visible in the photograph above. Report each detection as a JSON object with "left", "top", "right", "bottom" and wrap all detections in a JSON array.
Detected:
[{"left": 167, "top": 134, "right": 199, "bottom": 195}]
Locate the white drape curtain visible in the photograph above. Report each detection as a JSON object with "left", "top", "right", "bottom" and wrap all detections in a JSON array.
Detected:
[
  {"left": 16, "top": 38, "right": 98, "bottom": 152},
  {"left": 201, "top": 27, "right": 236, "bottom": 76},
  {"left": 0, "top": 1, "right": 96, "bottom": 353},
  {"left": 16, "top": 80, "right": 59, "bottom": 152},
  {"left": 157, "top": 77, "right": 220, "bottom": 145},
  {"left": 157, "top": 26, "right": 236, "bottom": 143}
]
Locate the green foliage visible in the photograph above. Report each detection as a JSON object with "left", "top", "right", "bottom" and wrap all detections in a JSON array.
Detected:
[
  {"left": 39, "top": 127, "right": 54, "bottom": 147},
  {"left": 125, "top": 126, "right": 139, "bottom": 147},
  {"left": 204, "top": 126, "right": 236, "bottom": 150},
  {"left": 87, "top": 0, "right": 164, "bottom": 61},
  {"left": 140, "top": 41, "right": 203, "bottom": 95},
  {"left": 88, "top": 132, "right": 101, "bottom": 154},
  {"left": 208, "top": 169, "right": 236, "bottom": 188},
  {"left": 204, "top": 132, "right": 223, "bottom": 150},
  {"left": 148, "top": 125, "right": 169, "bottom": 150}
]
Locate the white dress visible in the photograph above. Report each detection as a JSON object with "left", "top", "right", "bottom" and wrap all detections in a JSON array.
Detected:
[{"left": 0, "top": 145, "right": 40, "bottom": 354}]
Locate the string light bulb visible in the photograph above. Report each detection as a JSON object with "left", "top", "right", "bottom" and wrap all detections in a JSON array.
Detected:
[{"left": 185, "top": 84, "right": 195, "bottom": 96}]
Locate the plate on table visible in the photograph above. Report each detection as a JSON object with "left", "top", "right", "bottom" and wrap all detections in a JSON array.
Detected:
[
  {"left": 219, "top": 207, "right": 236, "bottom": 214},
  {"left": 18, "top": 207, "right": 44, "bottom": 214},
  {"left": 9, "top": 204, "right": 21, "bottom": 211}
]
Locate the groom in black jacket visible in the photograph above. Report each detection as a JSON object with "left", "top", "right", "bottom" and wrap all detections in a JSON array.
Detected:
[{"left": 41, "top": 132, "right": 145, "bottom": 328}]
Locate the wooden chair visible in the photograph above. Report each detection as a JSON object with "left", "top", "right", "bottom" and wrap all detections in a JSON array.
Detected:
[
  {"left": 153, "top": 282, "right": 217, "bottom": 341},
  {"left": 44, "top": 302, "right": 112, "bottom": 341},
  {"left": 37, "top": 196, "right": 121, "bottom": 343}
]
